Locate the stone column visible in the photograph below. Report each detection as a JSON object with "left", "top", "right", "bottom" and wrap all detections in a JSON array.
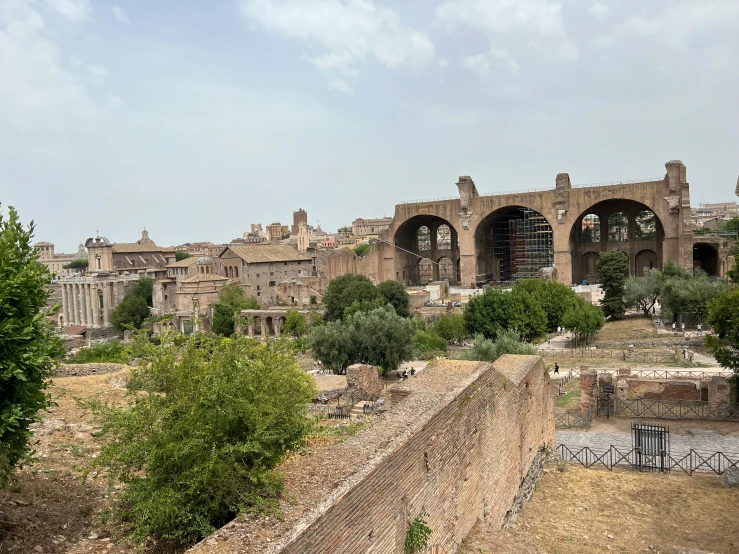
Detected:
[
  {"left": 91, "top": 285, "right": 100, "bottom": 327},
  {"left": 248, "top": 320, "right": 254, "bottom": 338},
  {"left": 80, "top": 284, "right": 88, "bottom": 326},
  {"left": 71, "top": 283, "right": 79, "bottom": 325},
  {"left": 261, "top": 319, "right": 267, "bottom": 338},
  {"left": 103, "top": 283, "right": 111, "bottom": 326},
  {"left": 274, "top": 320, "right": 280, "bottom": 338},
  {"left": 580, "top": 367, "right": 598, "bottom": 418},
  {"left": 84, "top": 284, "right": 93, "bottom": 327},
  {"left": 61, "top": 284, "right": 70, "bottom": 325}
]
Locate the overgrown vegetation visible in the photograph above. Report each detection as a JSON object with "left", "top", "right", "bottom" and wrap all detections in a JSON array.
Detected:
[
  {"left": 353, "top": 243, "right": 371, "bottom": 258},
  {"left": 323, "top": 274, "right": 410, "bottom": 321},
  {"left": 597, "top": 250, "right": 629, "bottom": 320},
  {"left": 85, "top": 334, "right": 316, "bottom": 547},
  {"left": 404, "top": 512, "right": 432, "bottom": 554},
  {"left": 66, "top": 340, "right": 128, "bottom": 364},
  {"left": 462, "top": 329, "right": 537, "bottom": 362},
  {"left": 211, "top": 284, "right": 259, "bottom": 337},
  {"left": 0, "top": 206, "right": 64, "bottom": 488},
  {"left": 463, "top": 286, "right": 547, "bottom": 341},
  {"left": 110, "top": 277, "right": 154, "bottom": 331},
  {"left": 62, "top": 258, "right": 88, "bottom": 271},
  {"left": 175, "top": 250, "right": 193, "bottom": 261}
]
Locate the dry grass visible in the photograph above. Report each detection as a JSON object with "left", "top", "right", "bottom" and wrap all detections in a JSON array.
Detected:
[
  {"left": 460, "top": 464, "right": 739, "bottom": 554},
  {"left": 596, "top": 318, "right": 659, "bottom": 342}
]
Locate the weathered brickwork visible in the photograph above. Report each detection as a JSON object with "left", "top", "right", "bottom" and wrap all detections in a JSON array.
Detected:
[{"left": 190, "top": 356, "right": 554, "bottom": 554}]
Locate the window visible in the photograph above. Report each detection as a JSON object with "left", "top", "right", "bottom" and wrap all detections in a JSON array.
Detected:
[
  {"left": 257, "top": 292, "right": 261, "bottom": 296},
  {"left": 284, "top": 262, "right": 287, "bottom": 266},
  {"left": 256, "top": 285, "right": 260, "bottom": 291},
  {"left": 256, "top": 273, "right": 260, "bottom": 278},
  {"left": 270, "top": 272, "right": 274, "bottom": 276},
  {"left": 235, "top": 267, "right": 239, "bottom": 277},
  {"left": 269, "top": 281, "right": 276, "bottom": 287}
]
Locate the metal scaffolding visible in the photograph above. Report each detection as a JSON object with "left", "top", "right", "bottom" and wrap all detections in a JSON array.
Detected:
[{"left": 492, "top": 208, "right": 554, "bottom": 282}]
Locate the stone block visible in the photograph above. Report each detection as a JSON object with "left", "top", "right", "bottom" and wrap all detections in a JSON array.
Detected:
[
  {"left": 724, "top": 467, "right": 739, "bottom": 488},
  {"left": 345, "top": 364, "right": 382, "bottom": 401}
]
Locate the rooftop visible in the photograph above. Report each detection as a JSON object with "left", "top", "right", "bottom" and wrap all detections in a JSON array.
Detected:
[
  {"left": 225, "top": 244, "right": 311, "bottom": 264},
  {"left": 182, "top": 273, "right": 230, "bottom": 284},
  {"left": 166, "top": 257, "right": 199, "bottom": 268}
]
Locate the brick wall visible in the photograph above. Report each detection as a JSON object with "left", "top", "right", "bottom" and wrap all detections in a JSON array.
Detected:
[{"left": 190, "top": 356, "right": 554, "bottom": 554}]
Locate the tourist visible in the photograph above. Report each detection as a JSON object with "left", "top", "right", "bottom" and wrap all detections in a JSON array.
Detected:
[
  {"left": 548, "top": 338, "right": 552, "bottom": 346},
  {"left": 698, "top": 323, "right": 703, "bottom": 334},
  {"left": 410, "top": 367, "right": 416, "bottom": 376},
  {"left": 681, "top": 322, "right": 685, "bottom": 333},
  {"left": 554, "top": 362, "right": 559, "bottom": 375},
  {"left": 557, "top": 325, "right": 561, "bottom": 336},
  {"left": 402, "top": 369, "right": 408, "bottom": 379},
  {"left": 672, "top": 322, "right": 676, "bottom": 331}
]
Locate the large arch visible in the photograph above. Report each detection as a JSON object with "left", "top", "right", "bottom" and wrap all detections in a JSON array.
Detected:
[
  {"left": 570, "top": 199, "right": 665, "bottom": 284},
  {"left": 393, "top": 215, "right": 460, "bottom": 286},
  {"left": 474, "top": 206, "right": 554, "bottom": 286},
  {"left": 693, "top": 243, "right": 718, "bottom": 276}
]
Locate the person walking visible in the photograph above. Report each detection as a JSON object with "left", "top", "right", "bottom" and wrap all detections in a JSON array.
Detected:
[
  {"left": 557, "top": 325, "right": 562, "bottom": 336},
  {"left": 698, "top": 323, "right": 703, "bottom": 334},
  {"left": 554, "top": 362, "right": 559, "bottom": 375},
  {"left": 681, "top": 322, "right": 685, "bottom": 333},
  {"left": 672, "top": 322, "right": 676, "bottom": 331}
]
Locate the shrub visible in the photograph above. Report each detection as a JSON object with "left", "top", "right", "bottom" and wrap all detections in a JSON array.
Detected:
[
  {"left": 0, "top": 206, "right": 64, "bottom": 488},
  {"left": 67, "top": 341, "right": 128, "bottom": 364},
  {"left": 353, "top": 243, "right": 371, "bottom": 258},
  {"left": 463, "top": 287, "right": 547, "bottom": 341},
  {"left": 462, "top": 330, "right": 537, "bottom": 363},
  {"left": 413, "top": 329, "right": 448, "bottom": 358},
  {"left": 377, "top": 280, "right": 411, "bottom": 317},
  {"left": 86, "top": 334, "right": 316, "bottom": 547},
  {"left": 430, "top": 313, "right": 467, "bottom": 342}
]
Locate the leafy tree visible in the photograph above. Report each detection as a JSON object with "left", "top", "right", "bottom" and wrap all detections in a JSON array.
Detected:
[
  {"left": 431, "top": 313, "right": 468, "bottom": 342},
  {"left": 596, "top": 250, "right": 629, "bottom": 319},
  {"left": 581, "top": 226, "right": 594, "bottom": 243},
  {"left": 377, "top": 280, "right": 411, "bottom": 317},
  {"left": 624, "top": 269, "right": 662, "bottom": 317},
  {"left": 413, "top": 328, "right": 448, "bottom": 358},
  {"left": 323, "top": 274, "right": 381, "bottom": 321},
  {"left": 111, "top": 295, "right": 150, "bottom": 331},
  {"left": 353, "top": 243, "right": 371, "bottom": 257},
  {"left": 561, "top": 299, "right": 605, "bottom": 345},
  {"left": 86, "top": 334, "right": 316, "bottom": 546},
  {"left": 282, "top": 309, "right": 307, "bottom": 338},
  {"left": 660, "top": 269, "right": 727, "bottom": 325},
  {"left": 463, "top": 287, "right": 547, "bottom": 342},
  {"left": 175, "top": 250, "right": 193, "bottom": 262},
  {"left": 211, "top": 284, "right": 259, "bottom": 337},
  {"left": 723, "top": 217, "right": 739, "bottom": 233},
  {"left": 308, "top": 311, "right": 324, "bottom": 328},
  {"left": 514, "top": 280, "right": 580, "bottom": 332},
  {"left": 131, "top": 276, "right": 154, "bottom": 306},
  {"left": 707, "top": 290, "right": 739, "bottom": 392},
  {"left": 309, "top": 307, "right": 415, "bottom": 374},
  {"left": 462, "top": 330, "right": 537, "bottom": 363},
  {"left": 343, "top": 297, "right": 386, "bottom": 319},
  {"left": 62, "top": 258, "right": 89, "bottom": 271},
  {"left": 0, "top": 206, "right": 63, "bottom": 488}
]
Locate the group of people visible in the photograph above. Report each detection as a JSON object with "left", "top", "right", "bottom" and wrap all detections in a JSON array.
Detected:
[{"left": 398, "top": 367, "right": 417, "bottom": 379}]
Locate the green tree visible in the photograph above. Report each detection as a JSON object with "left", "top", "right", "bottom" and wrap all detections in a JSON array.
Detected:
[
  {"left": 597, "top": 250, "right": 629, "bottom": 319},
  {"left": 561, "top": 299, "right": 605, "bottom": 345},
  {"left": 282, "top": 309, "right": 307, "bottom": 338},
  {"left": 62, "top": 258, "right": 89, "bottom": 271},
  {"left": 413, "top": 328, "right": 448, "bottom": 358},
  {"left": 323, "top": 274, "right": 381, "bottom": 321},
  {"left": 86, "top": 334, "right": 316, "bottom": 546},
  {"left": 463, "top": 287, "right": 547, "bottom": 342},
  {"left": 514, "top": 280, "right": 580, "bottom": 332},
  {"left": 111, "top": 295, "right": 150, "bottom": 331},
  {"left": 308, "top": 320, "right": 355, "bottom": 372},
  {"left": 462, "top": 330, "right": 537, "bottom": 362},
  {"left": 0, "top": 206, "right": 63, "bottom": 488},
  {"left": 175, "top": 250, "right": 193, "bottom": 261},
  {"left": 211, "top": 284, "right": 259, "bottom": 337},
  {"left": 581, "top": 226, "right": 594, "bottom": 243},
  {"left": 130, "top": 276, "right": 154, "bottom": 306},
  {"left": 724, "top": 217, "right": 739, "bottom": 233},
  {"left": 353, "top": 243, "right": 371, "bottom": 257},
  {"left": 707, "top": 290, "right": 739, "bottom": 392},
  {"left": 660, "top": 269, "right": 727, "bottom": 325},
  {"left": 431, "top": 313, "right": 468, "bottom": 342},
  {"left": 377, "top": 280, "right": 411, "bottom": 317},
  {"left": 343, "top": 297, "right": 386, "bottom": 319},
  {"left": 308, "top": 311, "right": 324, "bottom": 328},
  {"left": 624, "top": 269, "right": 662, "bottom": 317}
]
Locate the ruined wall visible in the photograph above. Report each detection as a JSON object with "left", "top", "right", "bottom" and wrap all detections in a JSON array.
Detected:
[{"left": 279, "top": 356, "right": 554, "bottom": 553}]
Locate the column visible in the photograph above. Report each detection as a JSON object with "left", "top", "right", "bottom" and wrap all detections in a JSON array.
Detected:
[
  {"left": 261, "top": 319, "right": 267, "bottom": 338},
  {"left": 103, "top": 283, "right": 111, "bottom": 326},
  {"left": 79, "top": 284, "right": 87, "bottom": 326},
  {"left": 88, "top": 284, "right": 98, "bottom": 327},
  {"left": 61, "top": 284, "right": 70, "bottom": 325},
  {"left": 248, "top": 320, "right": 254, "bottom": 338},
  {"left": 71, "top": 283, "right": 79, "bottom": 324},
  {"left": 84, "top": 284, "right": 93, "bottom": 327}
]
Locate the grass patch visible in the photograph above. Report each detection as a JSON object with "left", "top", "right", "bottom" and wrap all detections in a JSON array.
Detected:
[
  {"left": 66, "top": 340, "right": 128, "bottom": 364},
  {"left": 595, "top": 319, "right": 658, "bottom": 342},
  {"left": 555, "top": 388, "right": 580, "bottom": 409}
]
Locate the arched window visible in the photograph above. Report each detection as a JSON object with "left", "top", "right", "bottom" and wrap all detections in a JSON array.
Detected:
[
  {"left": 417, "top": 226, "right": 431, "bottom": 251},
  {"left": 437, "top": 225, "right": 452, "bottom": 250},
  {"left": 635, "top": 210, "right": 657, "bottom": 240},
  {"left": 438, "top": 257, "right": 454, "bottom": 283},
  {"left": 228, "top": 266, "right": 233, "bottom": 278},
  {"left": 418, "top": 258, "right": 433, "bottom": 284},
  {"left": 608, "top": 212, "right": 629, "bottom": 241},
  {"left": 581, "top": 214, "right": 600, "bottom": 243},
  {"left": 235, "top": 266, "right": 239, "bottom": 278}
]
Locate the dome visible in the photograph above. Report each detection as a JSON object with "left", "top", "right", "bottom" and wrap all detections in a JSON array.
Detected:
[{"left": 197, "top": 256, "right": 213, "bottom": 265}]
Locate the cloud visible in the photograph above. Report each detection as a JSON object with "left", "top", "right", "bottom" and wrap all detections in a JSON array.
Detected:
[
  {"left": 439, "top": 58, "right": 449, "bottom": 69},
  {"left": 87, "top": 64, "right": 108, "bottom": 77},
  {"left": 327, "top": 78, "right": 354, "bottom": 95},
  {"left": 44, "top": 0, "right": 92, "bottom": 22},
  {"left": 239, "top": 0, "right": 435, "bottom": 84},
  {"left": 462, "top": 53, "right": 490, "bottom": 79},
  {"left": 110, "top": 5, "right": 130, "bottom": 24},
  {"left": 436, "top": 0, "right": 578, "bottom": 62},
  {"left": 422, "top": 105, "right": 480, "bottom": 127},
  {"left": 589, "top": 2, "right": 609, "bottom": 22}
]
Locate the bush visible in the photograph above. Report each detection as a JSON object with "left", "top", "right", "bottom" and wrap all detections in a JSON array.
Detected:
[
  {"left": 67, "top": 341, "right": 128, "bottom": 364},
  {"left": 462, "top": 330, "right": 537, "bottom": 362},
  {"left": 211, "top": 284, "right": 259, "bottom": 337},
  {"left": 323, "top": 274, "right": 381, "bottom": 321},
  {"left": 430, "top": 313, "right": 468, "bottom": 342},
  {"left": 463, "top": 287, "right": 547, "bottom": 341},
  {"left": 86, "top": 334, "right": 316, "bottom": 547},
  {"left": 413, "top": 329, "right": 448, "bottom": 358},
  {"left": 514, "top": 280, "right": 581, "bottom": 333},
  {"left": 353, "top": 243, "right": 371, "bottom": 258},
  {"left": 0, "top": 206, "right": 64, "bottom": 488},
  {"left": 377, "top": 280, "right": 411, "bottom": 317}
]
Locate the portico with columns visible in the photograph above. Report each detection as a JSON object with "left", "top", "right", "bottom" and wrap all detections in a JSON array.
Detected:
[{"left": 60, "top": 273, "right": 140, "bottom": 327}]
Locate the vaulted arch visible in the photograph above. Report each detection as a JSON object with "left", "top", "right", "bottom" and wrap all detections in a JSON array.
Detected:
[{"left": 393, "top": 215, "right": 460, "bottom": 286}]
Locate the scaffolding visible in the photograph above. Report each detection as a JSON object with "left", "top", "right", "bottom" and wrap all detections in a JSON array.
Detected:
[{"left": 492, "top": 208, "right": 554, "bottom": 283}]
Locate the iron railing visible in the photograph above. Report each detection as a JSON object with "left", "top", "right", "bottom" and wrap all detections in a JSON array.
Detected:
[
  {"left": 613, "top": 398, "right": 739, "bottom": 421},
  {"left": 555, "top": 407, "right": 592, "bottom": 429},
  {"left": 564, "top": 368, "right": 732, "bottom": 379},
  {"left": 557, "top": 444, "right": 739, "bottom": 475},
  {"left": 572, "top": 177, "right": 662, "bottom": 188}
]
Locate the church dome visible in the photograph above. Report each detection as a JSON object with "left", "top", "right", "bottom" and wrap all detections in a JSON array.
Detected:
[{"left": 197, "top": 256, "right": 213, "bottom": 265}]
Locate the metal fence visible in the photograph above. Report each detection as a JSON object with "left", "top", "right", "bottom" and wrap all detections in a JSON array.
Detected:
[
  {"left": 564, "top": 368, "right": 732, "bottom": 379},
  {"left": 555, "top": 407, "right": 592, "bottom": 429},
  {"left": 613, "top": 398, "right": 739, "bottom": 421},
  {"left": 557, "top": 444, "right": 739, "bottom": 475}
]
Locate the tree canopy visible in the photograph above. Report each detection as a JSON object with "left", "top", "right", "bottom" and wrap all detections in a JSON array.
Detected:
[
  {"left": 463, "top": 287, "right": 547, "bottom": 342},
  {"left": 561, "top": 299, "right": 605, "bottom": 344},
  {"left": 1, "top": 206, "right": 63, "bottom": 488},
  {"left": 62, "top": 258, "right": 89, "bottom": 271},
  {"left": 309, "top": 306, "right": 415, "bottom": 374},
  {"left": 87, "top": 334, "right": 316, "bottom": 546},
  {"left": 211, "top": 284, "right": 259, "bottom": 337},
  {"left": 175, "top": 250, "right": 194, "bottom": 261},
  {"left": 430, "top": 313, "right": 468, "bottom": 342},
  {"left": 660, "top": 269, "right": 727, "bottom": 325},
  {"left": 377, "top": 279, "right": 411, "bottom": 317},
  {"left": 624, "top": 269, "right": 662, "bottom": 317},
  {"left": 110, "top": 277, "right": 155, "bottom": 331},
  {"left": 462, "top": 330, "right": 537, "bottom": 362},
  {"left": 323, "top": 274, "right": 382, "bottom": 321},
  {"left": 707, "top": 290, "right": 739, "bottom": 386},
  {"left": 353, "top": 243, "right": 371, "bottom": 258},
  {"left": 597, "top": 250, "right": 629, "bottom": 319},
  {"left": 514, "top": 279, "right": 582, "bottom": 332}
]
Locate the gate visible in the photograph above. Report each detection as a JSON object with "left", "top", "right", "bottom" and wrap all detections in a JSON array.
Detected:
[{"left": 632, "top": 423, "right": 670, "bottom": 472}]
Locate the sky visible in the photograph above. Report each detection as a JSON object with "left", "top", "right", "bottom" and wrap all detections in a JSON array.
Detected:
[{"left": 2, "top": 0, "right": 738, "bottom": 252}]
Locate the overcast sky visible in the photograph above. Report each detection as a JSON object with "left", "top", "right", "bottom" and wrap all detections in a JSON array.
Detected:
[{"left": 2, "top": 0, "right": 738, "bottom": 251}]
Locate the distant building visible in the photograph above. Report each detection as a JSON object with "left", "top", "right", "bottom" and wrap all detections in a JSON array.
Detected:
[
  {"left": 352, "top": 217, "right": 393, "bottom": 238},
  {"left": 35, "top": 242, "right": 87, "bottom": 276},
  {"left": 292, "top": 208, "right": 308, "bottom": 236},
  {"left": 266, "top": 222, "right": 290, "bottom": 241}
]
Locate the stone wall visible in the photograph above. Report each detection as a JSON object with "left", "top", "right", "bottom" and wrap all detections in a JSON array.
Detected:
[
  {"left": 190, "top": 356, "right": 555, "bottom": 554},
  {"left": 542, "top": 348, "right": 677, "bottom": 363},
  {"left": 594, "top": 338, "right": 705, "bottom": 349}
]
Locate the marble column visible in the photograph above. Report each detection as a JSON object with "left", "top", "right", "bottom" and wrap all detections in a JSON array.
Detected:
[
  {"left": 72, "top": 284, "right": 80, "bottom": 325},
  {"left": 62, "top": 284, "right": 70, "bottom": 325},
  {"left": 88, "top": 284, "right": 98, "bottom": 327},
  {"left": 85, "top": 284, "right": 94, "bottom": 327},
  {"left": 82, "top": 284, "right": 90, "bottom": 326},
  {"left": 261, "top": 319, "right": 267, "bottom": 338},
  {"left": 248, "top": 320, "right": 254, "bottom": 338},
  {"left": 102, "top": 283, "right": 110, "bottom": 326}
]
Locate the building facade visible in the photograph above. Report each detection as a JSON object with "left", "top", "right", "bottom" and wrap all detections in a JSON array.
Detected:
[
  {"left": 352, "top": 217, "right": 393, "bottom": 238},
  {"left": 35, "top": 242, "right": 87, "bottom": 276}
]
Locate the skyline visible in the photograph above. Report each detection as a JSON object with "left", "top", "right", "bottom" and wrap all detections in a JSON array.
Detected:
[{"left": 2, "top": 0, "right": 738, "bottom": 252}]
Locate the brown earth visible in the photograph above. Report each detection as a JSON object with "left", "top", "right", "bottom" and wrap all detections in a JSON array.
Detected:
[{"left": 460, "top": 463, "right": 739, "bottom": 554}]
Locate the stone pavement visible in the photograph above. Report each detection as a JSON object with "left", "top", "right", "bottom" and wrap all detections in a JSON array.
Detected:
[{"left": 557, "top": 429, "right": 739, "bottom": 460}]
